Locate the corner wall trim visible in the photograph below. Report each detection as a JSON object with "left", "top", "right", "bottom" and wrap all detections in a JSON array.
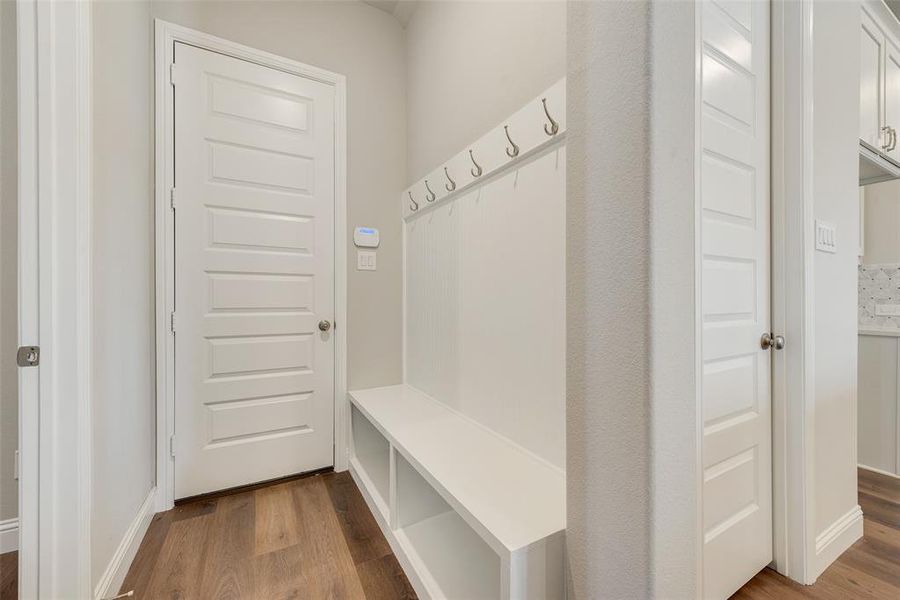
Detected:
[
  {"left": 813, "top": 504, "right": 863, "bottom": 579},
  {"left": 93, "top": 487, "right": 157, "bottom": 600},
  {"left": 0, "top": 519, "right": 17, "bottom": 553}
]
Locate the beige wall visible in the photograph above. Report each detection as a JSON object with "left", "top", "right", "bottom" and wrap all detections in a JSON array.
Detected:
[
  {"left": 862, "top": 180, "right": 900, "bottom": 264},
  {"left": 0, "top": 0, "right": 17, "bottom": 524},
  {"left": 405, "top": 0, "right": 565, "bottom": 182},
  {"left": 567, "top": 1, "right": 700, "bottom": 597},
  {"left": 91, "top": 0, "right": 156, "bottom": 586},
  {"left": 811, "top": 0, "right": 862, "bottom": 571},
  {"left": 91, "top": 0, "right": 406, "bottom": 584},
  {"left": 152, "top": 0, "right": 406, "bottom": 391}
]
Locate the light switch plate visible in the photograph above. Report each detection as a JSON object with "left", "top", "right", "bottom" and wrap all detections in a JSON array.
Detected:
[
  {"left": 815, "top": 220, "right": 837, "bottom": 253},
  {"left": 357, "top": 251, "right": 376, "bottom": 271}
]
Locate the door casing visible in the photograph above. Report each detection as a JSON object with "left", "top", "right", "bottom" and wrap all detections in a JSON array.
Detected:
[
  {"left": 769, "top": 0, "right": 816, "bottom": 586},
  {"left": 16, "top": 0, "right": 94, "bottom": 596},
  {"left": 153, "top": 19, "right": 349, "bottom": 511}
]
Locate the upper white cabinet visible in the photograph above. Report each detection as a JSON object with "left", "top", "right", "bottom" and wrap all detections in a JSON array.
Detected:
[
  {"left": 861, "top": 7, "right": 885, "bottom": 150},
  {"left": 885, "top": 38, "right": 900, "bottom": 159},
  {"left": 859, "top": 2, "right": 900, "bottom": 184}
]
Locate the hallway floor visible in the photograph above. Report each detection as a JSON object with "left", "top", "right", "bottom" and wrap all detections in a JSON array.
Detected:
[
  {"left": 733, "top": 468, "right": 900, "bottom": 599},
  {"left": 122, "top": 467, "right": 899, "bottom": 599},
  {"left": 120, "top": 470, "right": 416, "bottom": 599},
  {"left": 0, "top": 551, "right": 15, "bottom": 600}
]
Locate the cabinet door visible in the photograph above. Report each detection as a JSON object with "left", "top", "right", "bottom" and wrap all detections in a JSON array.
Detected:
[
  {"left": 886, "top": 39, "right": 900, "bottom": 159},
  {"left": 861, "top": 9, "right": 885, "bottom": 149}
]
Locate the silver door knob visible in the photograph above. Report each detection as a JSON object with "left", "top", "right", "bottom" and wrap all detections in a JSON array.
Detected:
[
  {"left": 318, "top": 320, "right": 332, "bottom": 332},
  {"left": 760, "top": 333, "right": 786, "bottom": 350}
]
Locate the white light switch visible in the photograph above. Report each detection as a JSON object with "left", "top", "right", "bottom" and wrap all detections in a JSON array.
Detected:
[
  {"left": 357, "top": 251, "right": 376, "bottom": 271},
  {"left": 815, "top": 220, "right": 837, "bottom": 253}
]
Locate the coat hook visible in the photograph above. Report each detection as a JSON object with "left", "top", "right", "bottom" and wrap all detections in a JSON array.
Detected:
[
  {"left": 444, "top": 167, "right": 457, "bottom": 192},
  {"left": 504, "top": 125, "right": 520, "bottom": 158},
  {"left": 542, "top": 98, "right": 559, "bottom": 136},
  {"left": 408, "top": 191, "right": 419, "bottom": 212},
  {"left": 425, "top": 180, "right": 436, "bottom": 202},
  {"left": 469, "top": 149, "right": 483, "bottom": 177}
]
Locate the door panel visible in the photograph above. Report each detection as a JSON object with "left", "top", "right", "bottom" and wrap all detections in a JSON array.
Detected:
[
  {"left": 700, "top": 2, "right": 771, "bottom": 598},
  {"left": 861, "top": 9, "right": 885, "bottom": 149},
  {"left": 885, "top": 39, "right": 900, "bottom": 159},
  {"left": 173, "top": 43, "right": 335, "bottom": 499}
]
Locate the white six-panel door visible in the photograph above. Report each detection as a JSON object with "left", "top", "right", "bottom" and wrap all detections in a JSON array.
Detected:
[
  {"left": 173, "top": 43, "right": 336, "bottom": 499},
  {"left": 700, "top": 1, "right": 772, "bottom": 598}
]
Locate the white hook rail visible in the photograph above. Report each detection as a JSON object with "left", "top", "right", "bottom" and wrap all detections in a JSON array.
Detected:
[{"left": 401, "top": 77, "right": 566, "bottom": 220}]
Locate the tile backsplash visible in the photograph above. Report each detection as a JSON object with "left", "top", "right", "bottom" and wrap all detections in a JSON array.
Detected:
[{"left": 859, "top": 263, "right": 900, "bottom": 329}]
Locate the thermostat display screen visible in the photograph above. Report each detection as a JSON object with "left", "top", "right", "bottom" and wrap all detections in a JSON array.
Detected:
[{"left": 354, "top": 226, "right": 380, "bottom": 248}]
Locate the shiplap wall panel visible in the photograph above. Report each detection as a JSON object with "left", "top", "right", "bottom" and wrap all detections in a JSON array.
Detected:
[
  {"left": 858, "top": 333, "right": 900, "bottom": 475},
  {"left": 405, "top": 145, "right": 566, "bottom": 469}
]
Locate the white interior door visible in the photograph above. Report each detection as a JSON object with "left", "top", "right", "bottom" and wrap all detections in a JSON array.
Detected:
[
  {"left": 700, "top": 1, "right": 771, "bottom": 598},
  {"left": 173, "top": 42, "right": 336, "bottom": 499}
]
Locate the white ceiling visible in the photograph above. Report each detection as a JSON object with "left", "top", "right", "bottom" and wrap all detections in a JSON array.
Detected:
[{"left": 362, "top": 0, "right": 418, "bottom": 27}]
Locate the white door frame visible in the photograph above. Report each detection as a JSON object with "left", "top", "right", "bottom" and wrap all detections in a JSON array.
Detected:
[
  {"left": 153, "top": 20, "right": 349, "bottom": 511},
  {"left": 17, "top": 0, "right": 93, "bottom": 596},
  {"left": 770, "top": 0, "right": 817, "bottom": 584},
  {"left": 689, "top": 0, "right": 818, "bottom": 590}
]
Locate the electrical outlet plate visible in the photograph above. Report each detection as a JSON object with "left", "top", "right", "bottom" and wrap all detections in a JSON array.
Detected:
[{"left": 875, "top": 304, "right": 900, "bottom": 316}]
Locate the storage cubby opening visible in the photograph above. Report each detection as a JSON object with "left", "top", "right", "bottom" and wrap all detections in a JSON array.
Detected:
[
  {"left": 351, "top": 405, "right": 391, "bottom": 510},
  {"left": 394, "top": 452, "right": 501, "bottom": 599}
]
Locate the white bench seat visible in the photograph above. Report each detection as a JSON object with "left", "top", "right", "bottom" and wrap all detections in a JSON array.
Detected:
[{"left": 348, "top": 384, "right": 565, "bottom": 599}]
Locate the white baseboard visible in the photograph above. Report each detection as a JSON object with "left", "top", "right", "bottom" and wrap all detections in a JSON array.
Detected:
[
  {"left": 814, "top": 504, "right": 863, "bottom": 579},
  {"left": 859, "top": 463, "right": 900, "bottom": 481},
  {"left": 0, "top": 518, "right": 17, "bottom": 553},
  {"left": 93, "top": 487, "right": 157, "bottom": 600}
]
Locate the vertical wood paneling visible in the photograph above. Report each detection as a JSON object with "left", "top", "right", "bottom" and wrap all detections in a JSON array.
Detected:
[
  {"left": 858, "top": 334, "right": 900, "bottom": 475},
  {"left": 404, "top": 145, "right": 566, "bottom": 469},
  {"left": 405, "top": 203, "right": 459, "bottom": 407}
]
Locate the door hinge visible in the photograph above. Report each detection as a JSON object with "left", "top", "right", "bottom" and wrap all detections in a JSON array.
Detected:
[
  {"left": 170, "top": 188, "right": 176, "bottom": 210},
  {"left": 17, "top": 346, "right": 40, "bottom": 367},
  {"left": 169, "top": 63, "right": 176, "bottom": 86},
  {"left": 169, "top": 435, "right": 176, "bottom": 458},
  {"left": 170, "top": 311, "right": 176, "bottom": 334}
]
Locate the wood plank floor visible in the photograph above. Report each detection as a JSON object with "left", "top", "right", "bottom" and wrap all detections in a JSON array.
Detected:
[
  {"left": 732, "top": 468, "right": 900, "bottom": 599},
  {"left": 120, "top": 466, "right": 900, "bottom": 599},
  {"left": 121, "top": 470, "right": 416, "bottom": 599},
  {"left": 0, "top": 551, "right": 16, "bottom": 600}
]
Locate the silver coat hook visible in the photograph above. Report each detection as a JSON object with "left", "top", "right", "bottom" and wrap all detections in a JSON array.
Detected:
[
  {"left": 425, "top": 180, "right": 436, "bottom": 202},
  {"left": 542, "top": 98, "right": 559, "bottom": 136},
  {"left": 444, "top": 167, "right": 457, "bottom": 192},
  {"left": 504, "top": 125, "right": 520, "bottom": 158},
  {"left": 469, "top": 149, "right": 483, "bottom": 177},
  {"left": 408, "top": 191, "right": 419, "bottom": 212}
]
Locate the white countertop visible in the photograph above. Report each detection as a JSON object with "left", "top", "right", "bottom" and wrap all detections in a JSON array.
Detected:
[{"left": 859, "top": 328, "right": 900, "bottom": 337}]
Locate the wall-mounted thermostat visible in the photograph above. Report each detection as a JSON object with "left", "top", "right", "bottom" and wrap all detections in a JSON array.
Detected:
[{"left": 354, "top": 227, "right": 380, "bottom": 248}]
